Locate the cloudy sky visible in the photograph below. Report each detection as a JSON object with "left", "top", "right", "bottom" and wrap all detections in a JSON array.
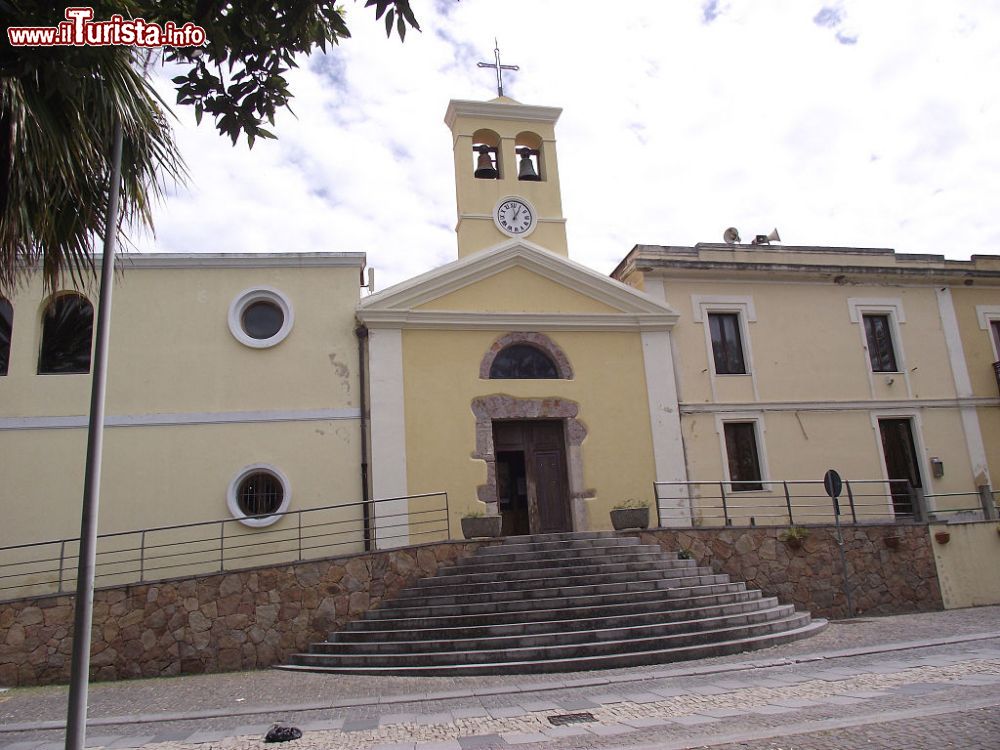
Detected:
[{"left": 139, "top": 0, "right": 1000, "bottom": 290}]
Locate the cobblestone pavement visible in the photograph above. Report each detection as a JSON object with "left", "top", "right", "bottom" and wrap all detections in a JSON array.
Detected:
[{"left": 1, "top": 607, "right": 998, "bottom": 750}]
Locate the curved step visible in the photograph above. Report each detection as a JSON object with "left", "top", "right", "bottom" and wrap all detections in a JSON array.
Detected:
[
  {"left": 291, "top": 614, "right": 818, "bottom": 669},
  {"left": 350, "top": 588, "right": 764, "bottom": 632},
  {"left": 416, "top": 558, "right": 694, "bottom": 588},
  {"left": 318, "top": 604, "right": 798, "bottom": 655},
  {"left": 280, "top": 619, "right": 828, "bottom": 676},
  {"left": 391, "top": 567, "right": 719, "bottom": 608},
  {"left": 336, "top": 595, "right": 782, "bottom": 642},
  {"left": 366, "top": 577, "right": 738, "bottom": 620}
]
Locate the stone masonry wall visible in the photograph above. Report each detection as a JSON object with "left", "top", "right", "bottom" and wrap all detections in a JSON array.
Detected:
[
  {"left": 635, "top": 523, "right": 943, "bottom": 619},
  {"left": 0, "top": 539, "right": 494, "bottom": 688}
]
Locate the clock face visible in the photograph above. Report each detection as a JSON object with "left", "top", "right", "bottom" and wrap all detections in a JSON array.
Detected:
[{"left": 495, "top": 198, "right": 535, "bottom": 236}]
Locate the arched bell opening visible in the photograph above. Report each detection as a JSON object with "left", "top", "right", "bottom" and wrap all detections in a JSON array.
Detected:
[
  {"left": 515, "top": 131, "right": 543, "bottom": 182},
  {"left": 472, "top": 128, "right": 501, "bottom": 180}
]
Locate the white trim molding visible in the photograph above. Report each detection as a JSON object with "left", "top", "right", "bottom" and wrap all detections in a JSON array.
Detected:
[
  {"left": 367, "top": 327, "right": 409, "bottom": 548},
  {"left": 0, "top": 407, "right": 361, "bottom": 431},
  {"left": 226, "top": 463, "right": 291, "bottom": 528},
  {"left": 228, "top": 286, "right": 294, "bottom": 348},
  {"left": 640, "top": 330, "right": 691, "bottom": 527},
  {"left": 940, "top": 292, "right": 991, "bottom": 486},
  {"left": 679, "top": 397, "right": 1000, "bottom": 414}
]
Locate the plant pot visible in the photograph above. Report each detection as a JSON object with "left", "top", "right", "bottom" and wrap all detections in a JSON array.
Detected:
[
  {"left": 884, "top": 535, "right": 901, "bottom": 550},
  {"left": 784, "top": 537, "right": 803, "bottom": 550},
  {"left": 934, "top": 530, "right": 951, "bottom": 545},
  {"left": 610, "top": 507, "right": 649, "bottom": 531},
  {"left": 461, "top": 515, "right": 502, "bottom": 539}
]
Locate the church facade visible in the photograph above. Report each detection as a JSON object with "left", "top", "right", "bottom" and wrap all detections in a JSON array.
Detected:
[{"left": 1, "top": 94, "right": 998, "bottom": 595}]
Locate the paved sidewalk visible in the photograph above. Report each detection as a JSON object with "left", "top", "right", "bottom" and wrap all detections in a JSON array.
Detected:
[{"left": 1, "top": 606, "right": 998, "bottom": 750}]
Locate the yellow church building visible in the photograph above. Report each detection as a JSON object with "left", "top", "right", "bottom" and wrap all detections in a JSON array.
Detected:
[{"left": 1, "top": 93, "right": 998, "bottom": 597}]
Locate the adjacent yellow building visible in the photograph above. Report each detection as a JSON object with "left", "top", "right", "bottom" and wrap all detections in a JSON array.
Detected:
[{"left": 1, "top": 94, "right": 998, "bottom": 598}]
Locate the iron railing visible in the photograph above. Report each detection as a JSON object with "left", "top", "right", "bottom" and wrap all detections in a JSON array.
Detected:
[
  {"left": 0, "top": 491, "right": 449, "bottom": 602},
  {"left": 653, "top": 479, "right": 999, "bottom": 527}
]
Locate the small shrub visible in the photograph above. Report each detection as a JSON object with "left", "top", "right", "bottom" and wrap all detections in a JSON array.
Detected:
[
  {"left": 613, "top": 498, "right": 650, "bottom": 510},
  {"left": 677, "top": 548, "right": 693, "bottom": 560},
  {"left": 779, "top": 526, "right": 810, "bottom": 543}
]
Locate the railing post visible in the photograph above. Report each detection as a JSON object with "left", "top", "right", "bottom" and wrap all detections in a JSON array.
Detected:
[
  {"left": 653, "top": 483, "right": 663, "bottom": 528},
  {"left": 719, "top": 481, "right": 730, "bottom": 526},
  {"left": 910, "top": 483, "right": 928, "bottom": 523},
  {"left": 845, "top": 481, "right": 857, "bottom": 523},
  {"left": 444, "top": 492, "right": 451, "bottom": 540},
  {"left": 978, "top": 484, "right": 998, "bottom": 520},
  {"left": 139, "top": 531, "right": 146, "bottom": 582},
  {"left": 58, "top": 540, "right": 66, "bottom": 594},
  {"left": 783, "top": 481, "right": 793, "bottom": 525},
  {"left": 297, "top": 512, "right": 303, "bottom": 561},
  {"left": 219, "top": 521, "right": 225, "bottom": 572}
]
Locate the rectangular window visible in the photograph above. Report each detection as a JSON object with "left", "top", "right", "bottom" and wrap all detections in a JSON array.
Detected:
[
  {"left": 863, "top": 314, "right": 898, "bottom": 372},
  {"left": 723, "top": 422, "right": 763, "bottom": 491},
  {"left": 991, "top": 321, "right": 1000, "bottom": 360},
  {"left": 708, "top": 312, "right": 747, "bottom": 374}
]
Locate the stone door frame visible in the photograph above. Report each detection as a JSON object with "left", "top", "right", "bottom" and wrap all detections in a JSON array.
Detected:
[{"left": 471, "top": 394, "right": 591, "bottom": 531}]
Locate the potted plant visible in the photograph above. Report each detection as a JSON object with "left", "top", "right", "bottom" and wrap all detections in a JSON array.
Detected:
[
  {"left": 460, "top": 510, "right": 502, "bottom": 539},
  {"left": 934, "top": 529, "right": 951, "bottom": 544},
  {"left": 677, "top": 548, "right": 693, "bottom": 560},
  {"left": 610, "top": 499, "right": 650, "bottom": 530},
  {"left": 883, "top": 533, "right": 901, "bottom": 550},
  {"left": 779, "top": 526, "right": 809, "bottom": 550}
]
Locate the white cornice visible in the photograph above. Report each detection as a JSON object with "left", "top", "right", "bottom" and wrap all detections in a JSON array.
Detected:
[
  {"left": 444, "top": 99, "right": 562, "bottom": 128},
  {"left": 357, "top": 240, "right": 676, "bottom": 320},
  {"left": 358, "top": 310, "right": 677, "bottom": 331},
  {"left": 102, "top": 252, "right": 366, "bottom": 270}
]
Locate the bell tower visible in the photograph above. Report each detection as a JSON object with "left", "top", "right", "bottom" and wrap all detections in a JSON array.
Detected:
[{"left": 444, "top": 97, "right": 568, "bottom": 259}]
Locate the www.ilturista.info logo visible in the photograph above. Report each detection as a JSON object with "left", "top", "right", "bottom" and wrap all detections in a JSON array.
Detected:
[{"left": 7, "top": 7, "right": 206, "bottom": 47}]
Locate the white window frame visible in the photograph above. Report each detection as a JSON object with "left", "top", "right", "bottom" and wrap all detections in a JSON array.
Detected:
[
  {"left": 848, "top": 298, "right": 906, "bottom": 374},
  {"left": 976, "top": 305, "right": 1000, "bottom": 361},
  {"left": 228, "top": 287, "right": 294, "bottom": 349},
  {"left": 227, "top": 463, "right": 291, "bottom": 528},
  {"left": 692, "top": 295, "right": 758, "bottom": 402},
  {"left": 714, "top": 413, "right": 771, "bottom": 493}
]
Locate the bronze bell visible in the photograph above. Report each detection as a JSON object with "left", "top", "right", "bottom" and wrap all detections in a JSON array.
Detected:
[
  {"left": 517, "top": 148, "right": 540, "bottom": 181},
  {"left": 474, "top": 146, "right": 498, "bottom": 179}
]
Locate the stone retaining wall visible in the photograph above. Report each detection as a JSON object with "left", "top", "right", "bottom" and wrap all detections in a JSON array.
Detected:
[
  {"left": 635, "top": 523, "right": 943, "bottom": 618},
  {"left": 0, "top": 524, "right": 946, "bottom": 688},
  {"left": 0, "top": 539, "right": 492, "bottom": 688}
]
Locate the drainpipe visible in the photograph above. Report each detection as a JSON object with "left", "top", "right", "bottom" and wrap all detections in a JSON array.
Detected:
[{"left": 355, "top": 324, "right": 372, "bottom": 551}]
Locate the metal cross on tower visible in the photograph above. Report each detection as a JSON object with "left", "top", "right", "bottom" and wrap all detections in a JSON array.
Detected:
[{"left": 477, "top": 39, "right": 519, "bottom": 97}]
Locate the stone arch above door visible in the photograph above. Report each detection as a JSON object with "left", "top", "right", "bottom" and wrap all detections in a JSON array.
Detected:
[
  {"left": 479, "top": 332, "right": 574, "bottom": 379},
  {"left": 470, "top": 394, "right": 591, "bottom": 530}
]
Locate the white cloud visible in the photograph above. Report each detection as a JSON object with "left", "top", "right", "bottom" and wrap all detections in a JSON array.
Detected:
[{"left": 137, "top": 1, "right": 1000, "bottom": 288}]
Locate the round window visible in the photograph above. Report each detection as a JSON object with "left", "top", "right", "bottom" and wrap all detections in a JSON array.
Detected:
[
  {"left": 227, "top": 464, "right": 291, "bottom": 527},
  {"left": 241, "top": 300, "right": 284, "bottom": 340},
  {"left": 228, "top": 287, "right": 294, "bottom": 348}
]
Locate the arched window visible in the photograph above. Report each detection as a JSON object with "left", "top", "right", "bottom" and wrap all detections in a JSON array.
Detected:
[
  {"left": 515, "top": 131, "right": 543, "bottom": 181},
  {"left": 472, "top": 128, "right": 501, "bottom": 179},
  {"left": 38, "top": 294, "right": 94, "bottom": 374},
  {"left": 489, "top": 344, "right": 559, "bottom": 379},
  {"left": 0, "top": 298, "right": 12, "bottom": 376}
]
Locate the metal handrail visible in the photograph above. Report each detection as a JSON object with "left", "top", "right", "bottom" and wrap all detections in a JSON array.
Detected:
[
  {"left": 0, "top": 491, "right": 449, "bottom": 601},
  {"left": 652, "top": 478, "right": 919, "bottom": 527}
]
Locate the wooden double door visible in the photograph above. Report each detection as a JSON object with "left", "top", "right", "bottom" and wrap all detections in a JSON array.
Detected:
[{"left": 493, "top": 420, "right": 572, "bottom": 535}]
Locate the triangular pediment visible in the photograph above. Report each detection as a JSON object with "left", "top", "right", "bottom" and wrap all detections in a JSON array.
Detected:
[{"left": 357, "top": 240, "right": 678, "bottom": 331}]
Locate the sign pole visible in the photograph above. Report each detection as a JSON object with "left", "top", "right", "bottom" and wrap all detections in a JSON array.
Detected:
[{"left": 824, "top": 469, "right": 855, "bottom": 619}]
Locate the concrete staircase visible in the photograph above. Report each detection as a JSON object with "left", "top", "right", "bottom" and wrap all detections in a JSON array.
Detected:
[{"left": 280, "top": 531, "right": 826, "bottom": 675}]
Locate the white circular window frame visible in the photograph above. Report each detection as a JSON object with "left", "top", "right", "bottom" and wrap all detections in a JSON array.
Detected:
[
  {"left": 228, "top": 287, "right": 294, "bottom": 349},
  {"left": 227, "top": 463, "right": 292, "bottom": 528}
]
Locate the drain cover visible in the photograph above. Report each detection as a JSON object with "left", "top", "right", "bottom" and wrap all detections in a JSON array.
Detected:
[{"left": 548, "top": 712, "right": 596, "bottom": 726}]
